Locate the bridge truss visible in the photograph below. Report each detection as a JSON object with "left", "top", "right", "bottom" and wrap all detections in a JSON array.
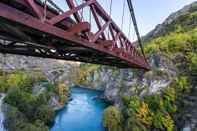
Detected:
[{"left": 0, "top": 0, "right": 150, "bottom": 70}]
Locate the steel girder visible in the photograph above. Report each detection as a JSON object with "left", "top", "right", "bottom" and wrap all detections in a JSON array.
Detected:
[{"left": 0, "top": 0, "right": 150, "bottom": 70}]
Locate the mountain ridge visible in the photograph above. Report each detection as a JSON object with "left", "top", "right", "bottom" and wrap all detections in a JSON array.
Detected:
[{"left": 143, "top": 1, "right": 197, "bottom": 42}]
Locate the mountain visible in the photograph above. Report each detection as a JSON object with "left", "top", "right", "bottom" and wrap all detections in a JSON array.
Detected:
[{"left": 143, "top": 1, "right": 197, "bottom": 42}]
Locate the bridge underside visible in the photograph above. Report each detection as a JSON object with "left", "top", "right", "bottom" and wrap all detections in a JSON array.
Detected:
[
  {"left": 0, "top": 0, "right": 150, "bottom": 70},
  {"left": 0, "top": 20, "right": 135, "bottom": 68}
]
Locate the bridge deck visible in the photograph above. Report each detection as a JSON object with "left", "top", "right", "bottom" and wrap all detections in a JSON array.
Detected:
[{"left": 0, "top": 0, "right": 150, "bottom": 70}]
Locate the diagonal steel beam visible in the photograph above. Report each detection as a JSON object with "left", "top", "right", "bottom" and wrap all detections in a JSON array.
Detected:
[
  {"left": 49, "top": 0, "right": 96, "bottom": 25},
  {"left": 0, "top": 1, "right": 150, "bottom": 70}
]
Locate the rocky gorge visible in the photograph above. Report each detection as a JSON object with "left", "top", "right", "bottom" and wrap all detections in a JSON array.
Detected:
[{"left": 0, "top": 1, "right": 197, "bottom": 131}]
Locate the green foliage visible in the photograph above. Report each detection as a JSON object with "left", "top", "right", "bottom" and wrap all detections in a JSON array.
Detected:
[
  {"left": 161, "top": 113, "right": 174, "bottom": 131},
  {"left": 4, "top": 88, "right": 55, "bottom": 123},
  {"left": 103, "top": 106, "right": 123, "bottom": 131},
  {"left": 162, "top": 88, "right": 177, "bottom": 113},
  {"left": 0, "top": 71, "right": 46, "bottom": 93},
  {"left": 136, "top": 102, "right": 153, "bottom": 126},
  {"left": 14, "top": 121, "right": 48, "bottom": 131},
  {"left": 127, "top": 96, "right": 141, "bottom": 115},
  {"left": 55, "top": 83, "right": 70, "bottom": 104},
  {"left": 1, "top": 71, "right": 71, "bottom": 131},
  {"left": 4, "top": 89, "right": 36, "bottom": 119},
  {"left": 144, "top": 25, "right": 197, "bottom": 85},
  {"left": 0, "top": 76, "right": 9, "bottom": 92},
  {"left": 3, "top": 105, "right": 47, "bottom": 131},
  {"left": 175, "top": 76, "right": 191, "bottom": 93},
  {"left": 121, "top": 77, "right": 191, "bottom": 131},
  {"left": 121, "top": 5, "right": 197, "bottom": 131},
  {"left": 122, "top": 96, "right": 148, "bottom": 131},
  {"left": 122, "top": 84, "right": 181, "bottom": 131},
  {"left": 144, "top": 94, "right": 164, "bottom": 112},
  {"left": 35, "top": 105, "right": 54, "bottom": 125},
  {"left": 73, "top": 64, "right": 102, "bottom": 85}
]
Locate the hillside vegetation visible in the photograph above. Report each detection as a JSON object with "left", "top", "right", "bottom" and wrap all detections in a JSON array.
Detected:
[
  {"left": 103, "top": 2, "right": 197, "bottom": 131},
  {"left": 144, "top": 10, "right": 197, "bottom": 85},
  {"left": 0, "top": 70, "right": 70, "bottom": 131}
]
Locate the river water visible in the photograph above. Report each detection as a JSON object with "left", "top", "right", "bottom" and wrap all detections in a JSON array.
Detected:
[{"left": 50, "top": 87, "right": 109, "bottom": 131}]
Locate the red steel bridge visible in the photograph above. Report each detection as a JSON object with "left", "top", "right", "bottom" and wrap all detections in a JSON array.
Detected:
[{"left": 0, "top": 0, "right": 150, "bottom": 70}]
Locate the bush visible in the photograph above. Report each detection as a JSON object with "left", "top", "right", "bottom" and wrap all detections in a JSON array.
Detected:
[
  {"left": 36, "top": 91, "right": 50, "bottom": 106},
  {"left": 175, "top": 76, "right": 191, "bottom": 93},
  {"left": 3, "top": 105, "right": 27, "bottom": 131},
  {"left": 103, "top": 106, "right": 123, "bottom": 131},
  {"left": 136, "top": 102, "right": 153, "bottom": 126},
  {"left": 0, "top": 71, "right": 47, "bottom": 93},
  {"left": 2, "top": 71, "right": 70, "bottom": 131},
  {"left": 34, "top": 105, "right": 55, "bottom": 124},
  {"left": 4, "top": 104, "right": 48, "bottom": 131},
  {"left": 0, "top": 76, "right": 9, "bottom": 92},
  {"left": 13, "top": 121, "right": 48, "bottom": 131},
  {"left": 122, "top": 88, "right": 177, "bottom": 131},
  {"left": 4, "top": 89, "right": 36, "bottom": 120},
  {"left": 55, "top": 83, "right": 70, "bottom": 105}
]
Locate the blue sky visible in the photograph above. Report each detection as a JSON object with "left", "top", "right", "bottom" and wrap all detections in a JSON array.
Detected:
[
  {"left": 128, "top": 0, "right": 196, "bottom": 36},
  {"left": 54, "top": 0, "right": 196, "bottom": 40},
  {"left": 100, "top": 0, "right": 197, "bottom": 37}
]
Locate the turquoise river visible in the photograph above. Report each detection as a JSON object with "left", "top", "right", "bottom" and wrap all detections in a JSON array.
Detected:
[{"left": 50, "top": 86, "right": 109, "bottom": 131}]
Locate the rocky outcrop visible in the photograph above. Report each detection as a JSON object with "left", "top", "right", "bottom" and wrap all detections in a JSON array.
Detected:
[
  {"left": 0, "top": 94, "right": 6, "bottom": 131},
  {"left": 76, "top": 53, "right": 176, "bottom": 104},
  {"left": 0, "top": 53, "right": 79, "bottom": 83},
  {"left": 175, "top": 86, "right": 197, "bottom": 131},
  {"left": 32, "top": 82, "right": 64, "bottom": 111}
]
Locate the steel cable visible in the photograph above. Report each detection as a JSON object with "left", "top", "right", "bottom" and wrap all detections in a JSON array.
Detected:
[{"left": 127, "top": 0, "right": 147, "bottom": 61}]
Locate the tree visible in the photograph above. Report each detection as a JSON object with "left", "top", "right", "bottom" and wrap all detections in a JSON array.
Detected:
[{"left": 103, "top": 106, "right": 122, "bottom": 131}]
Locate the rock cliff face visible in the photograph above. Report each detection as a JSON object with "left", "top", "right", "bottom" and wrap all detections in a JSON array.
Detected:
[
  {"left": 175, "top": 86, "right": 197, "bottom": 130},
  {"left": 0, "top": 53, "right": 78, "bottom": 83},
  {"left": 0, "top": 94, "right": 6, "bottom": 131},
  {"left": 0, "top": 53, "right": 176, "bottom": 105},
  {"left": 75, "top": 53, "right": 176, "bottom": 104}
]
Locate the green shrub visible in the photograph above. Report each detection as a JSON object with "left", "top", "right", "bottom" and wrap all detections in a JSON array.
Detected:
[
  {"left": 36, "top": 91, "right": 50, "bottom": 106},
  {"left": 144, "top": 95, "right": 163, "bottom": 112},
  {"left": 34, "top": 105, "right": 55, "bottom": 124},
  {"left": 103, "top": 106, "right": 123, "bottom": 131},
  {"left": 55, "top": 83, "right": 70, "bottom": 105},
  {"left": 14, "top": 121, "right": 48, "bottom": 131},
  {"left": 4, "top": 104, "right": 48, "bottom": 131},
  {"left": 0, "top": 71, "right": 47, "bottom": 93},
  {"left": 0, "top": 76, "right": 9, "bottom": 92},
  {"left": 175, "top": 76, "right": 191, "bottom": 93},
  {"left": 122, "top": 88, "right": 177, "bottom": 131},
  {"left": 2, "top": 71, "right": 70, "bottom": 131},
  {"left": 4, "top": 89, "right": 36, "bottom": 120}
]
